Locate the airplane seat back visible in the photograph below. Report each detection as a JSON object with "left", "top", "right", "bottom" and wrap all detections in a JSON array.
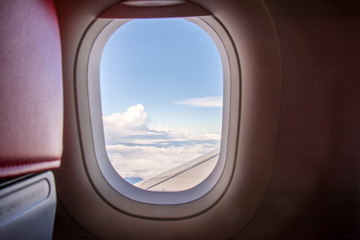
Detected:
[{"left": 0, "top": 0, "right": 63, "bottom": 239}]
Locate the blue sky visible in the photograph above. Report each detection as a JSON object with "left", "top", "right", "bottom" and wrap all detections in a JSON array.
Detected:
[
  {"left": 100, "top": 18, "right": 223, "bottom": 182},
  {"left": 100, "top": 18, "right": 223, "bottom": 134}
]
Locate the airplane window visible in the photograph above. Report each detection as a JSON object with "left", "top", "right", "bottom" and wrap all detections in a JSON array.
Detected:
[{"left": 100, "top": 18, "right": 223, "bottom": 191}]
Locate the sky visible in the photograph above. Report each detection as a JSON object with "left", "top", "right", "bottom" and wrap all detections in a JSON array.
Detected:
[{"left": 100, "top": 18, "right": 223, "bottom": 183}]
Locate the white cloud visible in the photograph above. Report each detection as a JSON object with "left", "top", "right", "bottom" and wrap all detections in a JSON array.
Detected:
[
  {"left": 106, "top": 144, "right": 217, "bottom": 179},
  {"left": 102, "top": 104, "right": 153, "bottom": 144},
  {"left": 173, "top": 97, "right": 222, "bottom": 107},
  {"left": 103, "top": 104, "right": 150, "bottom": 133},
  {"left": 102, "top": 104, "right": 221, "bottom": 180}
]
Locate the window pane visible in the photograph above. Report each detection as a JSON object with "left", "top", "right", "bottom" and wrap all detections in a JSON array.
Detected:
[{"left": 100, "top": 18, "right": 223, "bottom": 191}]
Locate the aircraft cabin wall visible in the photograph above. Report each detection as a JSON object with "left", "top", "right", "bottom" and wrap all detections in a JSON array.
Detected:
[
  {"left": 238, "top": 1, "right": 360, "bottom": 238},
  {"left": 52, "top": 0, "right": 360, "bottom": 239}
]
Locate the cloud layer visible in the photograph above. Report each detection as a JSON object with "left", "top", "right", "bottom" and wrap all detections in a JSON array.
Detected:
[
  {"left": 103, "top": 104, "right": 221, "bottom": 180},
  {"left": 173, "top": 97, "right": 222, "bottom": 107}
]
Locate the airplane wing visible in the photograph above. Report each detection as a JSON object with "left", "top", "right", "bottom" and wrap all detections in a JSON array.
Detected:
[{"left": 135, "top": 149, "right": 220, "bottom": 192}]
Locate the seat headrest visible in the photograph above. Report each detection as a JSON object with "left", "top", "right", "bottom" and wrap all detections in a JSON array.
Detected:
[{"left": 0, "top": 0, "right": 63, "bottom": 177}]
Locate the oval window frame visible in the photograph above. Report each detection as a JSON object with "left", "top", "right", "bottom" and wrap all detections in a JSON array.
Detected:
[{"left": 75, "top": 16, "right": 240, "bottom": 218}]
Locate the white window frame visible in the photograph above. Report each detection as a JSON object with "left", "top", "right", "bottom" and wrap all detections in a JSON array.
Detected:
[{"left": 75, "top": 16, "right": 240, "bottom": 218}]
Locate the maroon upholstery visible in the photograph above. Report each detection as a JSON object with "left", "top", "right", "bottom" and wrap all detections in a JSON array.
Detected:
[{"left": 0, "top": 0, "right": 63, "bottom": 177}]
